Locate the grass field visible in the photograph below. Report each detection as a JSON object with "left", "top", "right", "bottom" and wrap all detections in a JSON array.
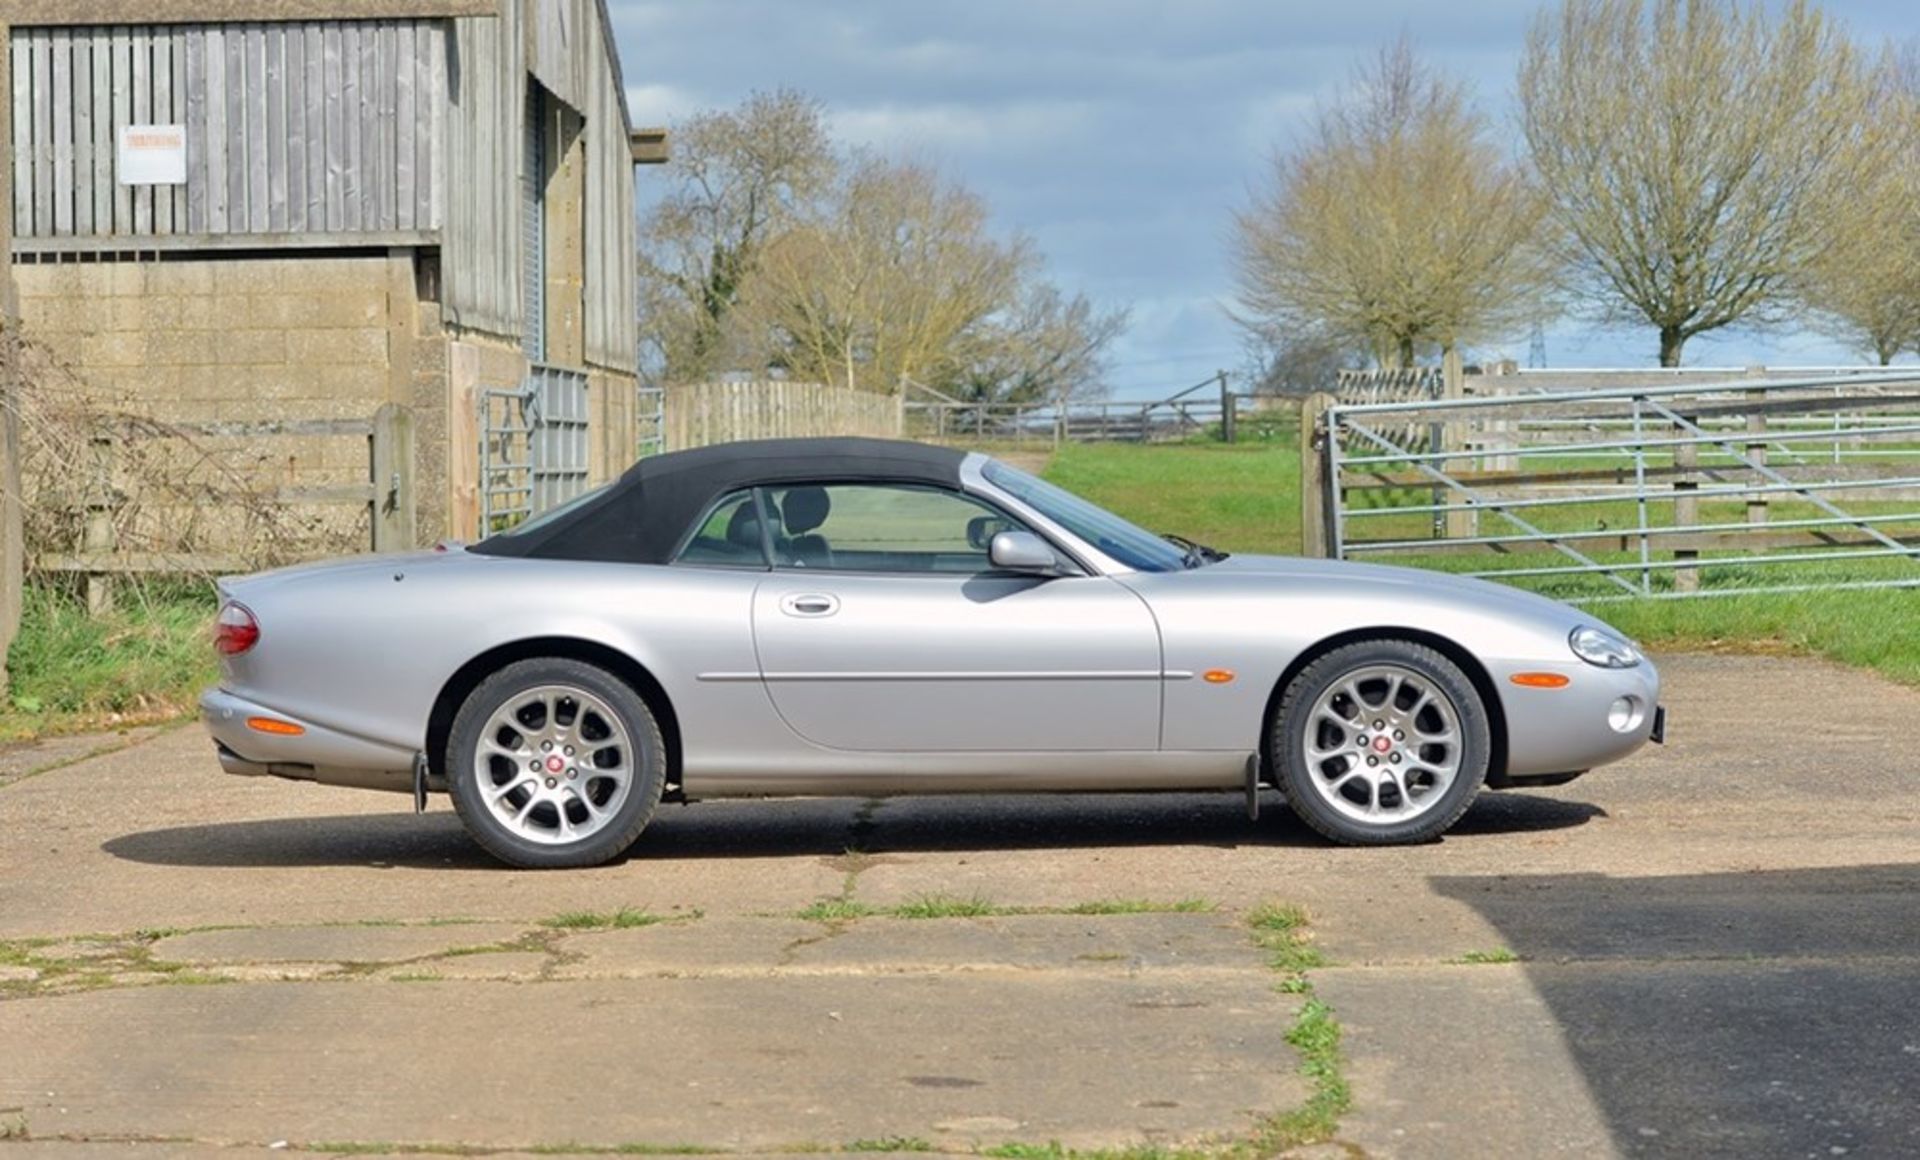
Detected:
[{"left": 1043, "top": 440, "right": 1920, "bottom": 688}]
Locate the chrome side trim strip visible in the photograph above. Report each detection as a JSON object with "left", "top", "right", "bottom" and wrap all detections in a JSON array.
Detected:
[
  {"left": 706, "top": 672, "right": 1182, "bottom": 679},
  {"left": 699, "top": 670, "right": 1199, "bottom": 683}
]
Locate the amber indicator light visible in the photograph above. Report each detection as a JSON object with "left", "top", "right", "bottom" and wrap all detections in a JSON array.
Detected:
[
  {"left": 1203, "top": 669, "right": 1236, "bottom": 684},
  {"left": 246, "top": 716, "right": 306, "bottom": 736},
  {"left": 1509, "top": 672, "right": 1571, "bottom": 689}
]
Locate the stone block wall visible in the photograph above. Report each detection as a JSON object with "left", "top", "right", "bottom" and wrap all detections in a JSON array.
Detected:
[{"left": 15, "top": 254, "right": 419, "bottom": 563}]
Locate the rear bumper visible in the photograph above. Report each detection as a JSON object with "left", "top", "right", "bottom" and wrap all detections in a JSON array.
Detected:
[{"left": 200, "top": 687, "right": 423, "bottom": 793}]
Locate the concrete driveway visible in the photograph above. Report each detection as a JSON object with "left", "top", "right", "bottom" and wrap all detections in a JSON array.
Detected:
[{"left": 0, "top": 653, "right": 1915, "bottom": 1157}]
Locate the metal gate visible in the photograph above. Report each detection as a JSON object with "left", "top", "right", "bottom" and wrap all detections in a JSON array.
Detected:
[
  {"left": 479, "top": 366, "right": 591, "bottom": 535},
  {"left": 1309, "top": 370, "right": 1920, "bottom": 600},
  {"left": 636, "top": 384, "right": 665, "bottom": 458}
]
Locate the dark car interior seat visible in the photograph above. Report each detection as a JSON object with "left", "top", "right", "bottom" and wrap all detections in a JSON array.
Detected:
[
  {"left": 724, "top": 501, "right": 769, "bottom": 563},
  {"left": 781, "top": 487, "right": 834, "bottom": 568}
]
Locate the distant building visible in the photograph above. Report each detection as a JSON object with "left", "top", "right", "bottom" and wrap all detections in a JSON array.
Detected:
[{"left": 2, "top": 0, "right": 666, "bottom": 549}]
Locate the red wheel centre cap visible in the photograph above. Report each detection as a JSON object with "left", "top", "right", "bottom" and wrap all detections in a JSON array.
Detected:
[
  {"left": 1372, "top": 736, "right": 1393, "bottom": 754},
  {"left": 546, "top": 755, "right": 566, "bottom": 773}
]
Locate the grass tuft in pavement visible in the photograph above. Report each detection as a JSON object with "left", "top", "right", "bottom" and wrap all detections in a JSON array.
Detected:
[
  {"left": 1062, "top": 898, "right": 1216, "bottom": 916},
  {"left": 891, "top": 893, "right": 1002, "bottom": 919},
  {"left": 542, "top": 907, "right": 667, "bottom": 931},
  {"left": 796, "top": 898, "right": 881, "bottom": 922},
  {"left": 1450, "top": 947, "right": 1521, "bottom": 965},
  {"left": 1247, "top": 902, "right": 1327, "bottom": 975},
  {"left": 844, "top": 1137, "right": 936, "bottom": 1153},
  {"left": 1252, "top": 998, "right": 1351, "bottom": 1151}
]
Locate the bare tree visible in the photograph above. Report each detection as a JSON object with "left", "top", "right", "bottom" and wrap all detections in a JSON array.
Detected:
[
  {"left": 1802, "top": 45, "right": 1920, "bottom": 364},
  {"left": 1232, "top": 39, "right": 1551, "bottom": 369},
  {"left": 942, "top": 284, "right": 1128, "bottom": 406},
  {"left": 636, "top": 89, "right": 836, "bottom": 383},
  {"left": 1240, "top": 324, "right": 1364, "bottom": 398},
  {"left": 1519, "top": 0, "right": 1875, "bottom": 366},
  {"left": 744, "top": 155, "right": 1029, "bottom": 393}
]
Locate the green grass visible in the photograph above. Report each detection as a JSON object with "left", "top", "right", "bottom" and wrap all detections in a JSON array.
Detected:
[
  {"left": 1254, "top": 999, "right": 1351, "bottom": 1150},
  {"left": 1043, "top": 442, "right": 1301, "bottom": 558},
  {"left": 1247, "top": 903, "right": 1327, "bottom": 975},
  {"left": 1061, "top": 898, "right": 1216, "bottom": 916},
  {"left": 795, "top": 898, "right": 881, "bottom": 922},
  {"left": 2, "top": 581, "right": 218, "bottom": 739},
  {"left": 1042, "top": 443, "right": 1920, "bottom": 688},
  {"left": 889, "top": 893, "right": 1001, "bottom": 919},
  {"left": 541, "top": 907, "right": 668, "bottom": 931},
  {"left": 1449, "top": 948, "right": 1521, "bottom": 965}
]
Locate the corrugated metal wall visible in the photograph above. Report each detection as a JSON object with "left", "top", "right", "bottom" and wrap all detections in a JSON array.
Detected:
[{"left": 9, "top": 20, "right": 444, "bottom": 241}]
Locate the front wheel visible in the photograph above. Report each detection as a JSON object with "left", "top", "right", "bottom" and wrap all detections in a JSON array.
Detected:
[
  {"left": 447, "top": 658, "right": 666, "bottom": 868},
  {"left": 1273, "top": 639, "right": 1490, "bottom": 845}
]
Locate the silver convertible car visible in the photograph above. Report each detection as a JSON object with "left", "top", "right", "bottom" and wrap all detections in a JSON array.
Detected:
[{"left": 202, "top": 437, "right": 1664, "bottom": 867}]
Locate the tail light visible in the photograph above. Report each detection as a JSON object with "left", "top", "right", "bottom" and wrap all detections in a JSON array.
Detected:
[{"left": 214, "top": 603, "right": 260, "bottom": 656}]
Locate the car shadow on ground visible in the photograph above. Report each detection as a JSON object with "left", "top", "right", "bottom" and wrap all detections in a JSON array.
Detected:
[
  {"left": 1430, "top": 863, "right": 1920, "bottom": 1159},
  {"left": 102, "top": 789, "right": 1603, "bottom": 869}
]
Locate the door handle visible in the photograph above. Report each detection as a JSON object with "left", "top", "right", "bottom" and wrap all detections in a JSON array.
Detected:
[{"left": 780, "top": 593, "right": 839, "bottom": 617}]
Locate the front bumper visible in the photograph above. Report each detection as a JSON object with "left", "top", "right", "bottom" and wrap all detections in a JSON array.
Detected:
[
  {"left": 1495, "top": 659, "right": 1662, "bottom": 777},
  {"left": 200, "top": 687, "right": 423, "bottom": 793}
]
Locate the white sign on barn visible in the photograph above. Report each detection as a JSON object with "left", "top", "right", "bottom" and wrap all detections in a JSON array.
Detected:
[{"left": 117, "top": 125, "right": 187, "bottom": 186}]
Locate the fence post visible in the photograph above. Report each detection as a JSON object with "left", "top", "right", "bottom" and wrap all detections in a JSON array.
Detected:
[
  {"left": 83, "top": 435, "right": 117, "bottom": 615},
  {"left": 1441, "top": 347, "right": 1475, "bottom": 540},
  {"left": 1745, "top": 369, "right": 1768, "bottom": 528},
  {"left": 1673, "top": 410, "right": 1700, "bottom": 593},
  {"left": 371, "top": 403, "right": 417, "bottom": 553},
  {"left": 1218, "top": 371, "right": 1236, "bottom": 444},
  {"left": 1300, "top": 392, "right": 1336, "bottom": 558}
]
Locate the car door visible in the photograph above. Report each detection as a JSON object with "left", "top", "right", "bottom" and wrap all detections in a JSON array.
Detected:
[{"left": 749, "top": 481, "right": 1163, "bottom": 752}]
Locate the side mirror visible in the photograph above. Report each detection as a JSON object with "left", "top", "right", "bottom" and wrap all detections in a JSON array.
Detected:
[
  {"left": 967, "top": 514, "right": 1012, "bottom": 550},
  {"left": 988, "top": 530, "right": 1059, "bottom": 574}
]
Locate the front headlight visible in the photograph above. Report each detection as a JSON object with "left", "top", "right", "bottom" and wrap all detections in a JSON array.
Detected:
[{"left": 1569, "top": 625, "right": 1642, "bottom": 668}]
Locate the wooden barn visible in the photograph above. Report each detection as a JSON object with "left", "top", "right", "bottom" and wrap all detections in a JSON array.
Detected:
[{"left": 1, "top": 0, "right": 665, "bottom": 556}]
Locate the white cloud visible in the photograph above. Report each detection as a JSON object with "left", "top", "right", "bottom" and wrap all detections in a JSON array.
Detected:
[{"left": 830, "top": 100, "right": 1097, "bottom": 155}]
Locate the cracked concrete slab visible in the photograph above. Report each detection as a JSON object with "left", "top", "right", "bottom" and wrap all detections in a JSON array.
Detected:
[
  {"left": 552, "top": 917, "right": 822, "bottom": 976},
  {"left": 0, "top": 973, "right": 1304, "bottom": 1152},
  {"left": 796, "top": 913, "right": 1258, "bottom": 974},
  {"left": 148, "top": 923, "right": 529, "bottom": 965},
  {"left": 1314, "top": 964, "right": 1616, "bottom": 1158}
]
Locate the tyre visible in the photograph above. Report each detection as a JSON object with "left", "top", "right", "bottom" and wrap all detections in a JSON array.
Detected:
[
  {"left": 1273, "top": 639, "right": 1491, "bottom": 845},
  {"left": 447, "top": 658, "right": 666, "bottom": 868}
]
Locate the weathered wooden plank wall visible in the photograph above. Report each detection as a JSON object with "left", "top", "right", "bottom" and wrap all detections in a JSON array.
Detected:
[
  {"left": 10, "top": 20, "right": 443, "bottom": 241},
  {"left": 444, "top": 0, "right": 635, "bottom": 373},
  {"left": 442, "top": 0, "right": 524, "bottom": 340}
]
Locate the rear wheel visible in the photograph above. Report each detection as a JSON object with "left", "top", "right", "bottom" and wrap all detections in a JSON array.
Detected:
[
  {"left": 1273, "top": 639, "right": 1490, "bottom": 845},
  {"left": 447, "top": 658, "right": 665, "bottom": 868}
]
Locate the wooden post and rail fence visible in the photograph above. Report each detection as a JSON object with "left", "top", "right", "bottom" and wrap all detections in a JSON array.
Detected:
[{"left": 38, "top": 403, "right": 414, "bottom": 611}]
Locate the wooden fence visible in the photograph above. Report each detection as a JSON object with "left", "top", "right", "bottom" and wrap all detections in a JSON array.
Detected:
[
  {"left": 35, "top": 403, "right": 412, "bottom": 611},
  {"left": 663, "top": 380, "right": 902, "bottom": 451}
]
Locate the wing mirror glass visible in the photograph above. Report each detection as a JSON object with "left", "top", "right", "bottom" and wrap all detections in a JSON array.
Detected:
[
  {"left": 988, "top": 530, "right": 1059, "bottom": 574},
  {"left": 967, "top": 514, "right": 1013, "bottom": 550}
]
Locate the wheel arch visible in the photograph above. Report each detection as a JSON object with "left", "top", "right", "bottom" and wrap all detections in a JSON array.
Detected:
[
  {"left": 1261, "top": 627, "right": 1508, "bottom": 781},
  {"left": 426, "top": 637, "right": 683, "bottom": 795}
]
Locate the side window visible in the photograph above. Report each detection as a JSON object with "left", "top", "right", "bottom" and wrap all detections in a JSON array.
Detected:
[
  {"left": 673, "top": 490, "right": 769, "bottom": 568},
  {"left": 763, "top": 483, "right": 1032, "bottom": 574}
]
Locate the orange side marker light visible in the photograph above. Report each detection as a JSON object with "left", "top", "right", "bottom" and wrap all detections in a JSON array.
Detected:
[
  {"left": 1203, "top": 669, "right": 1236, "bottom": 684},
  {"left": 246, "top": 716, "right": 306, "bottom": 736},
  {"left": 1509, "top": 672, "right": 1571, "bottom": 689}
]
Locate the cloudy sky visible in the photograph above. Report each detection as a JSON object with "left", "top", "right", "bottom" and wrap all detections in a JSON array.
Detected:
[{"left": 609, "top": 1, "right": 1915, "bottom": 399}]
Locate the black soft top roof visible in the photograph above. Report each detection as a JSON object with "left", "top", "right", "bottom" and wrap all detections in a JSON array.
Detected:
[{"left": 471, "top": 437, "right": 969, "bottom": 564}]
